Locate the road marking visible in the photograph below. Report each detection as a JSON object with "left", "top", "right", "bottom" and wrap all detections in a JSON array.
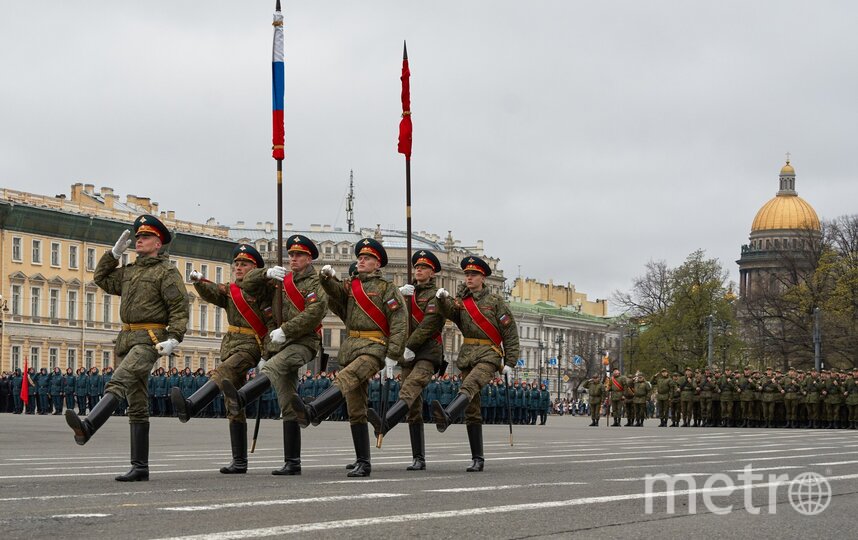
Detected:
[
  {"left": 726, "top": 466, "right": 802, "bottom": 472},
  {"left": 320, "top": 475, "right": 459, "bottom": 484},
  {"left": 605, "top": 473, "right": 709, "bottom": 482},
  {"left": 814, "top": 460, "right": 858, "bottom": 466},
  {"left": 425, "top": 481, "right": 586, "bottom": 493},
  {"left": 0, "top": 488, "right": 189, "bottom": 503},
  {"left": 151, "top": 473, "right": 858, "bottom": 539},
  {"left": 161, "top": 493, "right": 405, "bottom": 512},
  {"left": 50, "top": 513, "right": 111, "bottom": 519}
]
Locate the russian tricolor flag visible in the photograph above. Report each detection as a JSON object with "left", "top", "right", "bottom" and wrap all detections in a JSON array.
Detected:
[{"left": 272, "top": 3, "right": 285, "bottom": 160}]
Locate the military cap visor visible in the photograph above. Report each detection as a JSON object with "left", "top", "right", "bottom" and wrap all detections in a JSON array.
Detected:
[
  {"left": 232, "top": 243, "right": 264, "bottom": 268},
  {"left": 412, "top": 250, "right": 441, "bottom": 272},
  {"left": 461, "top": 256, "right": 491, "bottom": 277},
  {"left": 286, "top": 235, "right": 319, "bottom": 260},
  {"left": 354, "top": 238, "right": 388, "bottom": 267},
  {"left": 133, "top": 214, "right": 171, "bottom": 244}
]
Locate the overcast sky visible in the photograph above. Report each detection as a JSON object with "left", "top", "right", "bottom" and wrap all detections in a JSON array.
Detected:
[{"left": 2, "top": 1, "right": 856, "bottom": 309}]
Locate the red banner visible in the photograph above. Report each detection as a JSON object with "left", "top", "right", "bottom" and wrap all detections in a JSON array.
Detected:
[
  {"left": 21, "top": 358, "right": 29, "bottom": 405},
  {"left": 397, "top": 42, "right": 412, "bottom": 158}
]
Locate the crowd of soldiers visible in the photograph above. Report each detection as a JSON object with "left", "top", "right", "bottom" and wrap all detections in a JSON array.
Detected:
[
  {"left": 584, "top": 365, "right": 858, "bottom": 429},
  {"left": 55, "top": 213, "right": 521, "bottom": 481},
  {"left": 0, "top": 367, "right": 116, "bottom": 415}
]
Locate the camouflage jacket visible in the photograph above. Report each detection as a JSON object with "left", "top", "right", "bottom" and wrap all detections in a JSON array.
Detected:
[
  {"left": 94, "top": 251, "right": 188, "bottom": 356},
  {"left": 241, "top": 266, "right": 326, "bottom": 357},
  {"left": 321, "top": 270, "right": 407, "bottom": 366},
  {"left": 193, "top": 277, "right": 272, "bottom": 361},
  {"left": 405, "top": 277, "right": 445, "bottom": 368},
  {"left": 437, "top": 285, "right": 520, "bottom": 371},
  {"left": 585, "top": 380, "right": 604, "bottom": 403}
]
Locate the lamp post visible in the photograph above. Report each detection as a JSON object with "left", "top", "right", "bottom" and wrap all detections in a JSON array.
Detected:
[
  {"left": 813, "top": 307, "right": 821, "bottom": 372},
  {"left": 0, "top": 295, "right": 8, "bottom": 371},
  {"left": 707, "top": 314, "right": 714, "bottom": 369},
  {"left": 537, "top": 340, "right": 544, "bottom": 386},
  {"left": 555, "top": 333, "right": 564, "bottom": 401}
]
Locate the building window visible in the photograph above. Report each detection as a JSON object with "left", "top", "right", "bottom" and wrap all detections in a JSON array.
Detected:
[
  {"left": 12, "top": 346, "right": 21, "bottom": 371},
  {"left": 216, "top": 267, "right": 223, "bottom": 283},
  {"left": 30, "top": 287, "right": 41, "bottom": 318},
  {"left": 86, "top": 248, "right": 96, "bottom": 271},
  {"left": 12, "top": 237, "right": 22, "bottom": 262},
  {"left": 323, "top": 328, "right": 332, "bottom": 347},
  {"left": 201, "top": 264, "right": 208, "bottom": 280},
  {"left": 32, "top": 239, "right": 42, "bottom": 264},
  {"left": 200, "top": 305, "right": 208, "bottom": 334},
  {"left": 103, "top": 294, "right": 112, "bottom": 323},
  {"left": 30, "top": 347, "right": 40, "bottom": 370},
  {"left": 85, "top": 292, "right": 95, "bottom": 322},
  {"left": 85, "top": 350, "right": 93, "bottom": 369},
  {"left": 339, "top": 329, "right": 347, "bottom": 346},
  {"left": 69, "top": 245, "right": 79, "bottom": 269},
  {"left": 103, "top": 351, "right": 111, "bottom": 369},
  {"left": 184, "top": 356, "right": 191, "bottom": 369},
  {"left": 341, "top": 246, "right": 349, "bottom": 255},
  {"left": 215, "top": 309, "right": 222, "bottom": 335},
  {"left": 49, "top": 289, "right": 59, "bottom": 319},
  {"left": 325, "top": 246, "right": 333, "bottom": 255},
  {"left": 49, "top": 348, "right": 58, "bottom": 369},
  {"left": 51, "top": 242, "right": 61, "bottom": 267},
  {"left": 11, "top": 285, "right": 21, "bottom": 316},
  {"left": 185, "top": 262, "right": 193, "bottom": 282},
  {"left": 67, "top": 290, "right": 78, "bottom": 321},
  {"left": 67, "top": 349, "right": 77, "bottom": 370},
  {"left": 199, "top": 356, "right": 208, "bottom": 372}
]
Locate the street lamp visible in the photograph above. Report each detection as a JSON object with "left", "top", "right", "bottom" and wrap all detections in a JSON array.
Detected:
[
  {"left": 537, "top": 340, "right": 544, "bottom": 386},
  {"left": 555, "top": 333, "right": 564, "bottom": 401},
  {"left": 0, "top": 295, "right": 8, "bottom": 371}
]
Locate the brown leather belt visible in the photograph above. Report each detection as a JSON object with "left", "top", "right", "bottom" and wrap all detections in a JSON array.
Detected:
[
  {"left": 349, "top": 330, "right": 387, "bottom": 346},
  {"left": 121, "top": 323, "right": 166, "bottom": 345}
]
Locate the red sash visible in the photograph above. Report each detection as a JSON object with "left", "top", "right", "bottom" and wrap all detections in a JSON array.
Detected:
[
  {"left": 611, "top": 377, "right": 624, "bottom": 392},
  {"left": 351, "top": 278, "right": 390, "bottom": 336},
  {"left": 462, "top": 296, "right": 503, "bottom": 348},
  {"left": 228, "top": 283, "right": 268, "bottom": 338},
  {"left": 411, "top": 295, "right": 442, "bottom": 344},
  {"left": 283, "top": 273, "right": 323, "bottom": 335}
]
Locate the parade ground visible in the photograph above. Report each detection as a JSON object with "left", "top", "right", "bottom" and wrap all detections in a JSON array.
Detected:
[{"left": 1, "top": 415, "right": 856, "bottom": 539}]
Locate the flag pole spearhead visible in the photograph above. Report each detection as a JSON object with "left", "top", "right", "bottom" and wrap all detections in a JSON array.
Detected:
[
  {"left": 276, "top": 0, "right": 281, "bottom": 12},
  {"left": 403, "top": 40, "right": 408, "bottom": 60}
]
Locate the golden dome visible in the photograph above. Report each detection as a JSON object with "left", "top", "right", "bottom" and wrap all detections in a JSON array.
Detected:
[
  {"left": 751, "top": 194, "right": 820, "bottom": 232},
  {"left": 780, "top": 162, "right": 795, "bottom": 175}
]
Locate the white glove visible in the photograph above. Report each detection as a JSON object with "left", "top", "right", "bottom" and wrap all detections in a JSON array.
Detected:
[
  {"left": 266, "top": 266, "right": 287, "bottom": 280},
  {"left": 399, "top": 284, "right": 415, "bottom": 296},
  {"left": 270, "top": 328, "right": 286, "bottom": 344},
  {"left": 501, "top": 365, "right": 513, "bottom": 378},
  {"left": 155, "top": 338, "right": 179, "bottom": 357},
  {"left": 111, "top": 229, "right": 132, "bottom": 259},
  {"left": 321, "top": 265, "right": 336, "bottom": 278},
  {"left": 189, "top": 270, "right": 203, "bottom": 282},
  {"left": 403, "top": 348, "right": 416, "bottom": 361},
  {"left": 257, "top": 358, "right": 267, "bottom": 370},
  {"left": 385, "top": 357, "right": 397, "bottom": 370},
  {"left": 436, "top": 288, "right": 449, "bottom": 299}
]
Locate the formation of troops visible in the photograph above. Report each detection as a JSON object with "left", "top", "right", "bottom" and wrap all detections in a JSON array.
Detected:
[
  {"left": 59, "top": 213, "right": 520, "bottom": 481},
  {"left": 585, "top": 365, "right": 858, "bottom": 429}
]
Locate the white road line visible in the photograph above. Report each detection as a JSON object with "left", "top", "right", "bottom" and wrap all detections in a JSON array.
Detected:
[
  {"left": 319, "top": 475, "right": 459, "bottom": 484},
  {"left": 151, "top": 473, "right": 858, "bottom": 539},
  {"left": 605, "top": 474, "right": 709, "bottom": 482},
  {"left": 50, "top": 513, "right": 111, "bottom": 518},
  {"left": 814, "top": 460, "right": 858, "bottom": 466},
  {"left": 161, "top": 493, "right": 405, "bottom": 512},
  {"left": 726, "top": 466, "right": 803, "bottom": 472},
  {"left": 0, "top": 488, "right": 189, "bottom": 503},
  {"left": 425, "top": 481, "right": 585, "bottom": 493}
]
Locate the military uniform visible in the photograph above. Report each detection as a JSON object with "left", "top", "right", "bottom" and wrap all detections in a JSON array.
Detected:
[
  {"left": 49, "top": 368, "right": 64, "bottom": 415},
  {"left": 845, "top": 370, "right": 858, "bottom": 429},
  {"left": 632, "top": 375, "right": 652, "bottom": 426},
  {"left": 432, "top": 256, "right": 520, "bottom": 472},
  {"left": 65, "top": 214, "right": 188, "bottom": 482},
  {"left": 718, "top": 370, "right": 737, "bottom": 427},
  {"left": 652, "top": 369, "right": 672, "bottom": 427},
  {"left": 824, "top": 373, "right": 844, "bottom": 428},
  {"left": 607, "top": 371, "right": 627, "bottom": 426},
  {"left": 736, "top": 368, "right": 756, "bottom": 427},
  {"left": 781, "top": 370, "right": 801, "bottom": 428},
  {"left": 585, "top": 377, "right": 604, "bottom": 426},
  {"left": 669, "top": 374, "right": 682, "bottom": 426},
  {"left": 292, "top": 238, "right": 406, "bottom": 478},
  {"left": 63, "top": 368, "right": 76, "bottom": 413},
  {"left": 679, "top": 369, "right": 695, "bottom": 427}
]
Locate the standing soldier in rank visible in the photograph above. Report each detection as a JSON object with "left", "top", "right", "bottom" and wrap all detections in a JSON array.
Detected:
[
  {"left": 632, "top": 373, "right": 651, "bottom": 426},
  {"left": 585, "top": 374, "right": 604, "bottom": 426},
  {"left": 171, "top": 243, "right": 271, "bottom": 474},
  {"left": 431, "top": 256, "right": 520, "bottom": 472},
  {"left": 66, "top": 215, "right": 188, "bottom": 481},
  {"left": 669, "top": 372, "right": 682, "bottom": 427},
  {"left": 718, "top": 367, "right": 737, "bottom": 427},
  {"left": 220, "top": 235, "right": 327, "bottom": 476},
  {"left": 652, "top": 368, "right": 672, "bottom": 427},
  {"left": 608, "top": 368, "right": 626, "bottom": 427},
  {"left": 845, "top": 368, "right": 858, "bottom": 429},
  {"left": 291, "top": 238, "right": 407, "bottom": 478},
  {"left": 368, "top": 250, "right": 445, "bottom": 471}
]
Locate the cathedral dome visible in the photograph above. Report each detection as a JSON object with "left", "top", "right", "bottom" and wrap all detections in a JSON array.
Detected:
[{"left": 750, "top": 160, "right": 820, "bottom": 233}]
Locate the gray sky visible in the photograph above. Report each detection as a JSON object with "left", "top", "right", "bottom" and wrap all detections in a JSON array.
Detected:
[{"left": 2, "top": 1, "right": 856, "bottom": 308}]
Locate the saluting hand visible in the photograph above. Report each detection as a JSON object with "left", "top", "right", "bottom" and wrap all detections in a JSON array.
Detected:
[
  {"left": 111, "top": 229, "right": 132, "bottom": 259},
  {"left": 321, "top": 265, "right": 336, "bottom": 278}
]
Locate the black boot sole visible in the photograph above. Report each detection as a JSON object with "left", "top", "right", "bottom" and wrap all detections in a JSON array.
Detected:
[{"left": 64, "top": 409, "right": 90, "bottom": 446}]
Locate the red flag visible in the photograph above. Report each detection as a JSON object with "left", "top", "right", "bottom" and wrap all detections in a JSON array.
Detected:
[
  {"left": 20, "top": 357, "right": 29, "bottom": 405},
  {"left": 397, "top": 41, "right": 412, "bottom": 158}
]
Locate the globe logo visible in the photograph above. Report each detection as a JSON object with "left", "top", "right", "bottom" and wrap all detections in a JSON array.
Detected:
[{"left": 788, "top": 472, "right": 831, "bottom": 516}]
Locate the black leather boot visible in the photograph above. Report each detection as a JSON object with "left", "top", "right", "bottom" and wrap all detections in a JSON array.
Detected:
[
  {"left": 293, "top": 385, "right": 344, "bottom": 428},
  {"left": 116, "top": 423, "right": 149, "bottom": 482},
  {"left": 406, "top": 423, "right": 426, "bottom": 471},
  {"left": 368, "top": 399, "right": 409, "bottom": 437},
  {"left": 173, "top": 379, "right": 220, "bottom": 423},
  {"left": 465, "top": 424, "right": 484, "bottom": 472},
  {"left": 432, "top": 393, "right": 470, "bottom": 433},
  {"left": 272, "top": 421, "right": 301, "bottom": 475},
  {"left": 220, "top": 421, "right": 248, "bottom": 474},
  {"left": 222, "top": 374, "right": 270, "bottom": 419},
  {"left": 65, "top": 393, "right": 119, "bottom": 445},
  {"left": 347, "top": 423, "right": 371, "bottom": 477}
]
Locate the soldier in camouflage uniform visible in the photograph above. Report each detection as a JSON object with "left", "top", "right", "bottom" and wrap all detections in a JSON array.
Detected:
[
  {"left": 823, "top": 370, "right": 843, "bottom": 428},
  {"left": 803, "top": 369, "right": 822, "bottom": 428},
  {"left": 221, "top": 235, "right": 326, "bottom": 476},
  {"left": 585, "top": 374, "right": 604, "bottom": 426},
  {"left": 669, "top": 372, "right": 682, "bottom": 427},
  {"left": 718, "top": 367, "right": 737, "bottom": 427},
  {"left": 679, "top": 368, "right": 695, "bottom": 427},
  {"left": 607, "top": 368, "right": 626, "bottom": 427},
  {"left": 781, "top": 368, "right": 801, "bottom": 428},
  {"left": 760, "top": 367, "right": 783, "bottom": 428},
  {"left": 431, "top": 256, "right": 520, "bottom": 472},
  {"left": 845, "top": 369, "right": 858, "bottom": 429},
  {"left": 632, "top": 373, "right": 651, "bottom": 426},
  {"left": 736, "top": 366, "right": 755, "bottom": 428},
  {"left": 368, "top": 250, "right": 445, "bottom": 471},
  {"left": 66, "top": 215, "right": 188, "bottom": 482},
  {"left": 292, "top": 238, "right": 407, "bottom": 478},
  {"left": 171, "top": 243, "right": 271, "bottom": 474},
  {"left": 652, "top": 368, "right": 672, "bottom": 427},
  {"left": 699, "top": 368, "right": 715, "bottom": 427}
]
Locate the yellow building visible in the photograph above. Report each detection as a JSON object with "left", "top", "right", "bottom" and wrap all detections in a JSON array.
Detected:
[
  {"left": 510, "top": 277, "right": 608, "bottom": 317},
  {"left": 0, "top": 184, "right": 235, "bottom": 374}
]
